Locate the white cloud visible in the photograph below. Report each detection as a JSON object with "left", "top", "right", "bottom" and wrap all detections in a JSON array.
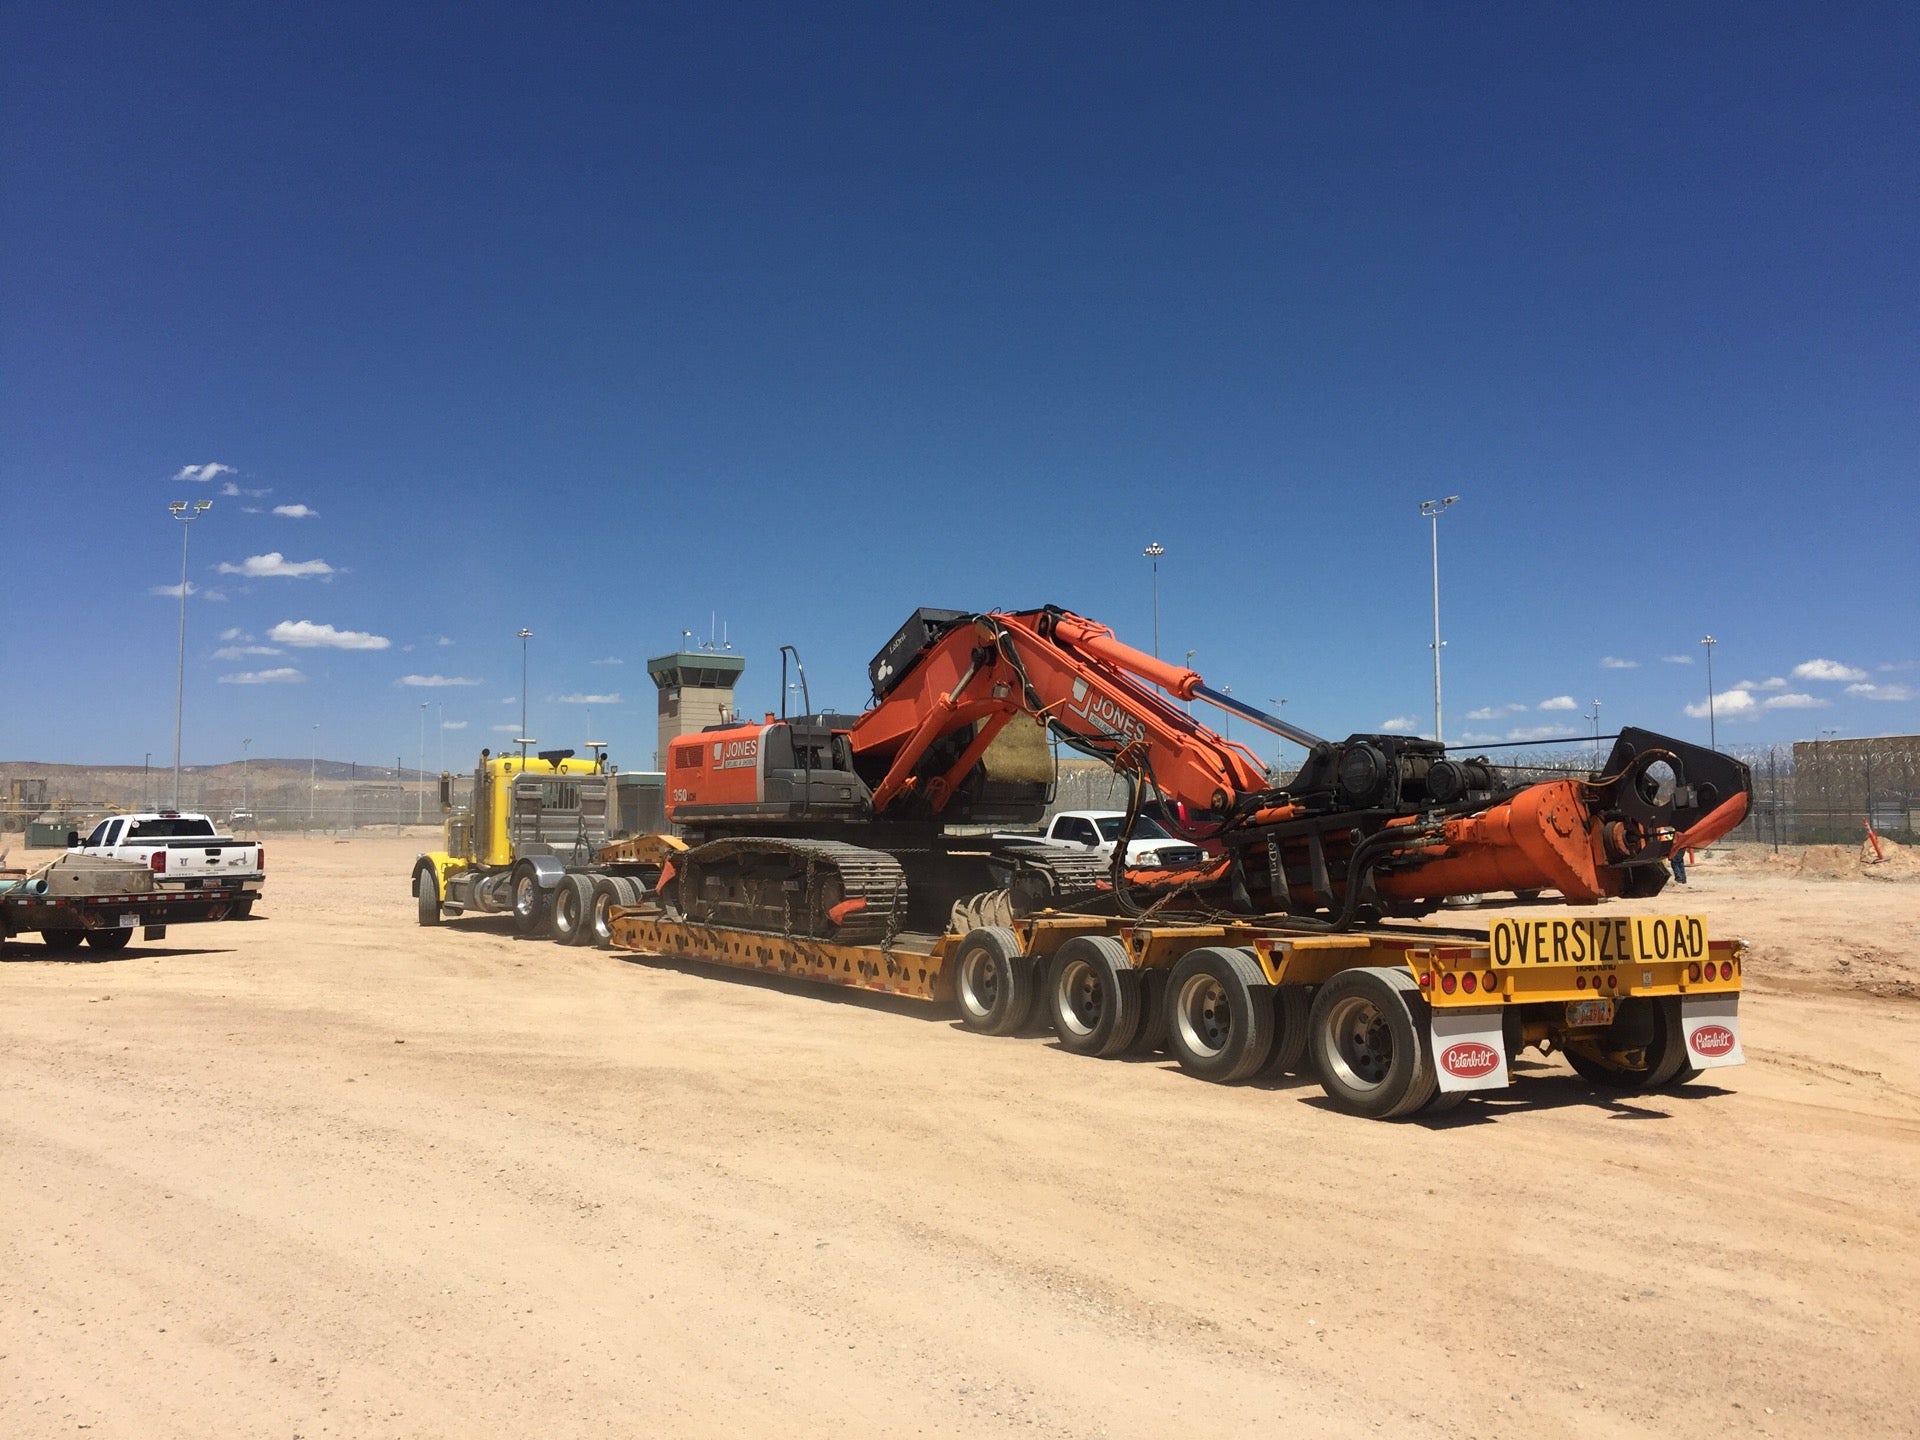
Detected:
[
  {"left": 213, "top": 644, "right": 283, "bottom": 660},
  {"left": 436, "top": 636, "right": 454, "bottom": 646},
  {"left": 1505, "top": 725, "right": 1569, "bottom": 742},
  {"left": 500, "top": 697, "right": 517, "bottom": 705},
  {"left": 490, "top": 723, "right": 521, "bottom": 733},
  {"left": 216, "top": 552, "right": 335, "bottom": 579},
  {"left": 1845, "top": 682, "right": 1913, "bottom": 702},
  {"left": 218, "top": 667, "right": 304, "bottom": 685},
  {"left": 175, "top": 462, "right": 235, "bottom": 483},
  {"left": 1660, "top": 654, "right": 1693, "bottom": 665},
  {"left": 1762, "top": 693, "right": 1828, "bottom": 710},
  {"left": 396, "top": 674, "right": 481, "bottom": 688},
  {"left": 272, "top": 504, "right": 317, "bottom": 519},
  {"left": 268, "top": 619, "right": 390, "bottom": 650},
  {"left": 1465, "top": 703, "right": 1527, "bottom": 720},
  {"left": 1793, "top": 658, "right": 1868, "bottom": 682},
  {"left": 150, "top": 581, "right": 198, "bottom": 598},
  {"left": 222, "top": 480, "right": 269, "bottom": 498},
  {"left": 219, "top": 627, "right": 246, "bottom": 642},
  {"left": 1737, "top": 677, "right": 1789, "bottom": 691},
  {"left": 589, "top": 656, "right": 624, "bottom": 666},
  {"left": 1879, "top": 661, "right": 1916, "bottom": 673},
  {"left": 1683, "top": 689, "right": 1758, "bottom": 719},
  {"left": 556, "top": 692, "right": 620, "bottom": 705},
  {"left": 1600, "top": 656, "right": 1639, "bottom": 669},
  {"left": 442, "top": 719, "right": 469, "bottom": 730},
  {"left": 1538, "top": 696, "right": 1577, "bottom": 711}
]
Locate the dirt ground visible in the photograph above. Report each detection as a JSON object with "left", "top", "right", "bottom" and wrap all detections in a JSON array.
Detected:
[{"left": 3, "top": 833, "right": 1917, "bottom": 1439}]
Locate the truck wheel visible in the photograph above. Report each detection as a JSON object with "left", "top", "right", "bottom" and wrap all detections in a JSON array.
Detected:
[
  {"left": 1046, "top": 936, "right": 1137, "bottom": 1058},
  {"left": 87, "top": 928, "right": 133, "bottom": 952},
  {"left": 612, "top": 876, "right": 647, "bottom": 907},
  {"left": 591, "top": 878, "right": 623, "bottom": 945},
  {"left": 416, "top": 869, "right": 442, "bottom": 926},
  {"left": 1260, "top": 981, "right": 1315, "bottom": 1079},
  {"left": 511, "top": 865, "right": 549, "bottom": 938},
  {"left": 41, "top": 930, "right": 85, "bottom": 952},
  {"left": 1565, "top": 997, "right": 1692, "bottom": 1091},
  {"left": 1308, "top": 967, "right": 1438, "bottom": 1119},
  {"left": 953, "top": 927, "right": 1031, "bottom": 1036},
  {"left": 552, "top": 875, "right": 596, "bottom": 946},
  {"left": 1165, "top": 947, "right": 1276, "bottom": 1083}
]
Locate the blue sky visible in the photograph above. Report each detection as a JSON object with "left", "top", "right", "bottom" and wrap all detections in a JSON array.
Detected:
[{"left": 3, "top": 2, "right": 1914, "bottom": 772}]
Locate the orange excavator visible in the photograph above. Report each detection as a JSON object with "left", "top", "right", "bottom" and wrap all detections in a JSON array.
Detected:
[{"left": 661, "top": 606, "right": 1751, "bottom": 941}]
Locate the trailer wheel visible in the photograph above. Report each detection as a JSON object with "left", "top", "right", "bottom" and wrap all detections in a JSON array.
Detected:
[
  {"left": 953, "top": 927, "right": 1031, "bottom": 1036},
  {"left": 1165, "top": 947, "right": 1276, "bottom": 1083},
  {"left": 416, "top": 869, "right": 442, "bottom": 926},
  {"left": 511, "top": 864, "right": 549, "bottom": 938},
  {"left": 552, "top": 875, "right": 595, "bottom": 946},
  {"left": 1046, "top": 936, "right": 1137, "bottom": 1058},
  {"left": 1564, "top": 997, "right": 1693, "bottom": 1091},
  {"left": 1126, "top": 970, "right": 1169, "bottom": 1055},
  {"left": 612, "top": 876, "right": 647, "bottom": 908},
  {"left": 41, "top": 929, "right": 85, "bottom": 952},
  {"left": 590, "top": 878, "right": 622, "bottom": 945},
  {"left": 1308, "top": 967, "right": 1437, "bottom": 1119},
  {"left": 87, "top": 928, "right": 133, "bottom": 952},
  {"left": 1259, "top": 981, "right": 1315, "bottom": 1079}
]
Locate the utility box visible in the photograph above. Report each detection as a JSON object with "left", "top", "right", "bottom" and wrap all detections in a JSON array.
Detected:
[
  {"left": 614, "top": 771, "right": 668, "bottom": 837},
  {"left": 26, "top": 819, "right": 75, "bottom": 849}
]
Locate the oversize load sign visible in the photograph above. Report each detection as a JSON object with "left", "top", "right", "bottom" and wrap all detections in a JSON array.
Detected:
[{"left": 1489, "top": 915, "right": 1709, "bottom": 967}]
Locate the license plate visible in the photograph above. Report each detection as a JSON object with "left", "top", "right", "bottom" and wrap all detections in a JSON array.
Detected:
[
  {"left": 118, "top": 912, "right": 141, "bottom": 928},
  {"left": 1565, "top": 998, "right": 1615, "bottom": 1028}
]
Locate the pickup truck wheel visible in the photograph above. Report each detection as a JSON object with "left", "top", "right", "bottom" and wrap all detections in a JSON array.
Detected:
[
  {"left": 552, "top": 875, "right": 595, "bottom": 946},
  {"left": 41, "top": 929, "right": 85, "bottom": 952},
  {"left": 1165, "top": 947, "right": 1276, "bottom": 1083},
  {"left": 1046, "top": 936, "right": 1137, "bottom": 1058},
  {"left": 511, "top": 865, "right": 549, "bottom": 938},
  {"left": 416, "top": 870, "right": 442, "bottom": 926},
  {"left": 1564, "top": 997, "right": 1691, "bottom": 1091},
  {"left": 87, "top": 928, "right": 133, "bottom": 952},
  {"left": 953, "top": 926, "right": 1030, "bottom": 1036},
  {"left": 1307, "top": 967, "right": 1437, "bottom": 1119}
]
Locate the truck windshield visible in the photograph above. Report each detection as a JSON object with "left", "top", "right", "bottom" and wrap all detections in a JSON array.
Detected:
[
  {"left": 1095, "top": 815, "right": 1170, "bottom": 841},
  {"left": 128, "top": 818, "right": 218, "bottom": 839}
]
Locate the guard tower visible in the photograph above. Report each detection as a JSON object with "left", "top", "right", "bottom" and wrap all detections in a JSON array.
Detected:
[{"left": 647, "top": 649, "right": 746, "bottom": 768}]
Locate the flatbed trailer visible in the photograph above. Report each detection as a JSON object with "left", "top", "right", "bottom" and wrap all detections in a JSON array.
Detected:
[
  {"left": 605, "top": 904, "right": 1744, "bottom": 1119},
  {"left": 2, "top": 855, "right": 255, "bottom": 953}
]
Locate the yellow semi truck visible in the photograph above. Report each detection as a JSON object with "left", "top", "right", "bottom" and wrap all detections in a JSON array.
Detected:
[{"left": 410, "top": 746, "right": 671, "bottom": 944}]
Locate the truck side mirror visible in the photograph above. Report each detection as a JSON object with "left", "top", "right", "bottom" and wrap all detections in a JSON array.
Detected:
[
  {"left": 66, "top": 830, "right": 80, "bottom": 848},
  {"left": 438, "top": 773, "right": 453, "bottom": 812}
]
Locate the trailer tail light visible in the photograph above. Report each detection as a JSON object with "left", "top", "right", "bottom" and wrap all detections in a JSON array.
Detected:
[
  {"left": 150, "top": 851, "right": 167, "bottom": 873},
  {"left": 1440, "top": 972, "right": 1457, "bottom": 994},
  {"left": 1418, "top": 972, "right": 1433, "bottom": 990},
  {"left": 1688, "top": 962, "right": 1702, "bottom": 982}
]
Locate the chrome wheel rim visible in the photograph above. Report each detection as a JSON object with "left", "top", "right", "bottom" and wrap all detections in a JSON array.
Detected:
[
  {"left": 1056, "top": 958, "right": 1102, "bottom": 1037},
  {"left": 1175, "top": 973, "right": 1231, "bottom": 1058},
  {"left": 514, "top": 875, "right": 537, "bottom": 919},
  {"left": 958, "top": 950, "right": 998, "bottom": 1019},
  {"left": 1324, "top": 995, "right": 1393, "bottom": 1091}
]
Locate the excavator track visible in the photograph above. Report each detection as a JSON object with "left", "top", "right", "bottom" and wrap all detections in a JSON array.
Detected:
[
  {"left": 996, "top": 845, "right": 1111, "bottom": 910},
  {"left": 677, "top": 837, "right": 907, "bottom": 946}
]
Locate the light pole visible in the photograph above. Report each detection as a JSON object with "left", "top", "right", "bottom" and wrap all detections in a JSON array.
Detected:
[
  {"left": 143, "top": 752, "right": 151, "bottom": 809},
  {"left": 1700, "top": 635, "right": 1719, "bottom": 749},
  {"left": 1267, "top": 698, "right": 1288, "bottom": 770},
  {"left": 168, "top": 498, "right": 213, "bottom": 807},
  {"left": 1184, "top": 649, "right": 1198, "bottom": 711},
  {"left": 309, "top": 724, "right": 319, "bottom": 825},
  {"left": 1142, "top": 542, "right": 1165, "bottom": 659},
  {"left": 517, "top": 628, "right": 533, "bottom": 742},
  {"left": 1420, "top": 496, "right": 1458, "bottom": 745},
  {"left": 1585, "top": 700, "right": 1602, "bottom": 769},
  {"left": 242, "top": 737, "right": 251, "bottom": 818},
  {"left": 1819, "top": 727, "right": 1839, "bottom": 839},
  {"left": 418, "top": 702, "right": 428, "bottom": 822}
]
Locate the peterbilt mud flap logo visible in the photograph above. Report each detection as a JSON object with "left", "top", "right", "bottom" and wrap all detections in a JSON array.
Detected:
[
  {"left": 1440, "top": 1042, "right": 1500, "bottom": 1079},
  {"left": 1688, "top": 1024, "right": 1736, "bottom": 1058},
  {"left": 1067, "top": 677, "right": 1147, "bottom": 749},
  {"left": 1679, "top": 995, "right": 1744, "bottom": 1069}
]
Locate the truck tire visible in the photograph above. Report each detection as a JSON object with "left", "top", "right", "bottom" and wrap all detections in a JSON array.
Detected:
[
  {"left": 41, "top": 929, "right": 85, "bottom": 952},
  {"left": 1259, "top": 981, "right": 1314, "bottom": 1079},
  {"left": 591, "top": 877, "right": 623, "bottom": 945},
  {"left": 552, "top": 874, "right": 596, "bottom": 946},
  {"left": 953, "top": 926, "right": 1031, "bottom": 1036},
  {"left": 1165, "top": 946, "right": 1276, "bottom": 1083},
  {"left": 511, "top": 864, "right": 549, "bottom": 938},
  {"left": 1565, "top": 997, "right": 1693, "bottom": 1091},
  {"left": 87, "top": 928, "right": 133, "bottom": 952},
  {"left": 1308, "top": 967, "right": 1438, "bottom": 1119},
  {"left": 612, "top": 876, "right": 647, "bottom": 907},
  {"left": 1046, "top": 935, "right": 1137, "bottom": 1058},
  {"left": 416, "top": 869, "right": 442, "bottom": 926}
]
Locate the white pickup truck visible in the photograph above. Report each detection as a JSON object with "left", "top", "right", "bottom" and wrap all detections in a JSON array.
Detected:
[
  {"left": 997, "top": 809, "right": 1206, "bottom": 870},
  {"left": 71, "top": 812, "right": 265, "bottom": 913}
]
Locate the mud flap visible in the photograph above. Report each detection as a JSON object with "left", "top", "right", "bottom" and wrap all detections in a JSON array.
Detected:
[
  {"left": 1430, "top": 1005, "right": 1509, "bottom": 1092},
  {"left": 1680, "top": 994, "right": 1744, "bottom": 1068}
]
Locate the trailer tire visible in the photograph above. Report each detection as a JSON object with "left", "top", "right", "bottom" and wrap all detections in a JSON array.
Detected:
[
  {"left": 590, "top": 878, "right": 623, "bottom": 945},
  {"left": 613, "top": 876, "right": 647, "bottom": 907},
  {"left": 41, "top": 929, "right": 85, "bottom": 952},
  {"left": 1308, "top": 967, "right": 1438, "bottom": 1119},
  {"left": 552, "top": 875, "right": 595, "bottom": 946},
  {"left": 87, "top": 928, "right": 133, "bottom": 952},
  {"left": 1046, "top": 936, "right": 1137, "bottom": 1058},
  {"left": 1165, "top": 946, "right": 1276, "bottom": 1083},
  {"left": 1126, "top": 970, "right": 1169, "bottom": 1055},
  {"left": 953, "top": 926, "right": 1031, "bottom": 1036},
  {"left": 511, "top": 864, "right": 549, "bottom": 938},
  {"left": 1259, "top": 981, "right": 1315, "bottom": 1079},
  {"left": 1565, "top": 997, "right": 1692, "bottom": 1091},
  {"left": 416, "top": 868, "right": 442, "bottom": 926}
]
